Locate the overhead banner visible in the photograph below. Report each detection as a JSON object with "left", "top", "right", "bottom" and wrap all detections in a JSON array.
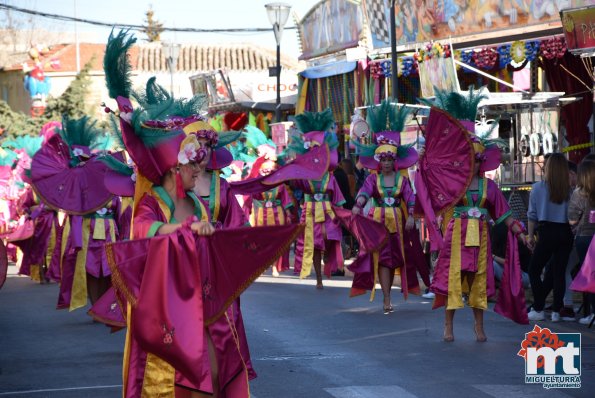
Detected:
[
  {"left": 417, "top": 43, "right": 459, "bottom": 98},
  {"left": 299, "top": 0, "right": 365, "bottom": 60},
  {"left": 560, "top": 5, "right": 595, "bottom": 53},
  {"left": 365, "top": 0, "right": 593, "bottom": 49}
]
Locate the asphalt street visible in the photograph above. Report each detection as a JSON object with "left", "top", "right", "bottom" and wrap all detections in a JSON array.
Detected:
[{"left": 1, "top": 264, "right": 593, "bottom": 398}]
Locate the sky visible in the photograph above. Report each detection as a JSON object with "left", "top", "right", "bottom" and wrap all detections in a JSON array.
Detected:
[{"left": 1, "top": 0, "right": 321, "bottom": 58}]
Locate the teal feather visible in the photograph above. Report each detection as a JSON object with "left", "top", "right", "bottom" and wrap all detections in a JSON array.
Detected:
[
  {"left": 295, "top": 108, "right": 335, "bottom": 133},
  {"left": 97, "top": 155, "right": 133, "bottom": 176},
  {"left": 352, "top": 140, "right": 376, "bottom": 157},
  {"left": 1, "top": 135, "right": 43, "bottom": 157},
  {"left": 216, "top": 131, "right": 241, "bottom": 149},
  {"left": 366, "top": 100, "right": 411, "bottom": 133},
  {"left": 366, "top": 101, "right": 390, "bottom": 133},
  {"left": 286, "top": 135, "right": 309, "bottom": 155},
  {"left": 388, "top": 104, "right": 411, "bottom": 132},
  {"left": 243, "top": 126, "right": 274, "bottom": 150},
  {"left": 0, "top": 148, "right": 17, "bottom": 166},
  {"left": 58, "top": 116, "right": 99, "bottom": 147},
  {"left": 132, "top": 77, "right": 170, "bottom": 106},
  {"left": 419, "top": 85, "right": 487, "bottom": 121},
  {"left": 108, "top": 114, "right": 125, "bottom": 150},
  {"left": 104, "top": 30, "right": 137, "bottom": 99},
  {"left": 396, "top": 143, "right": 415, "bottom": 159},
  {"left": 91, "top": 132, "right": 116, "bottom": 152}
]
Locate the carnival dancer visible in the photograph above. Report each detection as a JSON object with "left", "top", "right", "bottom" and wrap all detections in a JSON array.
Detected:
[
  {"left": 104, "top": 30, "right": 302, "bottom": 398},
  {"left": 415, "top": 89, "right": 530, "bottom": 342},
  {"left": 289, "top": 109, "right": 345, "bottom": 289},
  {"left": 30, "top": 116, "right": 120, "bottom": 310},
  {"left": 244, "top": 154, "right": 294, "bottom": 275},
  {"left": 351, "top": 101, "right": 419, "bottom": 313},
  {"left": 3, "top": 133, "right": 60, "bottom": 284}
]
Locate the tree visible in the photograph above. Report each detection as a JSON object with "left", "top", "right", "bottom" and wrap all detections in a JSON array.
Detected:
[
  {"left": 44, "top": 58, "right": 94, "bottom": 119},
  {"left": 143, "top": 6, "right": 164, "bottom": 42},
  {"left": 0, "top": 59, "right": 94, "bottom": 140}
]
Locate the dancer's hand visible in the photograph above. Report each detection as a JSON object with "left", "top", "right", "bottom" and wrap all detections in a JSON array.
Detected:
[
  {"left": 191, "top": 221, "right": 215, "bottom": 236},
  {"left": 521, "top": 234, "right": 534, "bottom": 251},
  {"left": 352, "top": 206, "right": 361, "bottom": 215}
]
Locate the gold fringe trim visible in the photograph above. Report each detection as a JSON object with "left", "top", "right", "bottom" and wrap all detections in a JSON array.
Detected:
[{"left": 105, "top": 242, "right": 137, "bottom": 307}]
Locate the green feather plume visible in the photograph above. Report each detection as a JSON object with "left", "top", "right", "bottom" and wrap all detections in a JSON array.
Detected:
[
  {"left": 418, "top": 85, "right": 487, "bottom": 121},
  {"left": 132, "top": 77, "right": 170, "bottom": 106},
  {"left": 104, "top": 29, "right": 137, "bottom": 99},
  {"left": 243, "top": 126, "right": 273, "bottom": 150},
  {"left": 352, "top": 140, "right": 376, "bottom": 157},
  {"left": 366, "top": 100, "right": 411, "bottom": 133},
  {"left": 0, "top": 148, "right": 17, "bottom": 166},
  {"left": 97, "top": 154, "right": 133, "bottom": 176},
  {"left": 58, "top": 115, "right": 102, "bottom": 147},
  {"left": 108, "top": 114, "right": 125, "bottom": 150},
  {"left": 286, "top": 135, "right": 309, "bottom": 155},
  {"left": 295, "top": 108, "right": 335, "bottom": 133},
  {"left": 366, "top": 101, "right": 390, "bottom": 133},
  {"left": 216, "top": 131, "right": 241, "bottom": 149},
  {"left": 389, "top": 104, "right": 411, "bottom": 132},
  {"left": 1, "top": 135, "right": 43, "bottom": 157}
]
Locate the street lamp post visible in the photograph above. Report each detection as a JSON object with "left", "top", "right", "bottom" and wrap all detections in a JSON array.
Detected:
[
  {"left": 162, "top": 42, "right": 181, "bottom": 96},
  {"left": 265, "top": 2, "right": 292, "bottom": 123},
  {"left": 390, "top": 0, "right": 398, "bottom": 101}
]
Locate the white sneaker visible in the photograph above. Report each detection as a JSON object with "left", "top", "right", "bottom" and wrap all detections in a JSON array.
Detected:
[
  {"left": 422, "top": 292, "right": 435, "bottom": 299},
  {"left": 578, "top": 314, "right": 595, "bottom": 325},
  {"left": 551, "top": 312, "right": 560, "bottom": 322},
  {"left": 528, "top": 309, "right": 545, "bottom": 321}
]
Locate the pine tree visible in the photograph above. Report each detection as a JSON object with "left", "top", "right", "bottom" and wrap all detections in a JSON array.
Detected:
[
  {"left": 143, "top": 6, "right": 164, "bottom": 42},
  {"left": 44, "top": 58, "right": 94, "bottom": 119}
]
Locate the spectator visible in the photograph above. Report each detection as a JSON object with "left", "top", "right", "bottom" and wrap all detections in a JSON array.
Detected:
[
  {"left": 568, "top": 159, "right": 595, "bottom": 325},
  {"left": 527, "top": 153, "right": 574, "bottom": 322}
]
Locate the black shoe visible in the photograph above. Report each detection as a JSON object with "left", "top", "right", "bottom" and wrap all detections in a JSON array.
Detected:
[{"left": 331, "top": 269, "right": 345, "bottom": 277}]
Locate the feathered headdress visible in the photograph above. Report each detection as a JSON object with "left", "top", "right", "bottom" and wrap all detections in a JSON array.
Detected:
[
  {"left": 419, "top": 86, "right": 505, "bottom": 172},
  {"left": 104, "top": 30, "right": 213, "bottom": 184},
  {"left": 353, "top": 100, "right": 418, "bottom": 170},
  {"left": 287, "top": 108, "right": 338, "bottom": 170}
]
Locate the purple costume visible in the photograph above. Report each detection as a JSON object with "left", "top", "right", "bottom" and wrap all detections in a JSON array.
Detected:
[{"left": 293, "top": 172, "right": 346, "bottom": 278}]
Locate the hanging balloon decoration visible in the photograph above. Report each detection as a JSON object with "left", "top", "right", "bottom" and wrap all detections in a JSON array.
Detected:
[
  {"left": 540, "top": 37, "right": 567, "bottom": 60},
  {"left": 524, "top": 41, "right": 540, "bottom": 62},
  {"left": 473, "top": 47, "right": 498, "bottom": 70},
  {"left": 497, "top": 44, "right": 511, "bottom": 69}
]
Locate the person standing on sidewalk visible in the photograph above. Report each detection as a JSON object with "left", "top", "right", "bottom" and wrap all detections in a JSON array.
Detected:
[
  {"left": 568, "top": 159, "right": 595, "bottom": 325},
  {"left": 527, "top": 153, "right": 574, "bottom": 322}
]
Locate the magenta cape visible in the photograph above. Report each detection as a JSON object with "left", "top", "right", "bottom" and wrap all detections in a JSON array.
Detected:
[
  {"left": 230, "top": 144, "right": 330, "bottom": 195},
  {"left": 30, "top": 134, "right": 113, "bottom": 214},
  {"left": 87, "top": 285, "right": 126, "bottom": 330},
  {"left": 107, "top": 224, "right": 302, "bottom": 387},
  {"left": 332, "top": 206, "right": 388, "bottom": 253},
  {"left": 5, "top": 219, "right": 34, "bottom": 242},
  {"left": 0, "top": 239, "right": 7, "bottom": 289},
  {"left": 570, "top": 237, "right": 595, "bottom": 294},
  {"left": 414, "top": 108, "right": 475, "bottom": 250},
  {"left": 493, "top": 231, "right": 529, "bottom": 324}
]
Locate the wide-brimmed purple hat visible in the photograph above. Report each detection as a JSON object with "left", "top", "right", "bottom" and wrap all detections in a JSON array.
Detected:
[
  {"left": 358, "top": 131, "right": 418, "bottom": 171},
  {"left": 354, "top": 101, "right": 417, "bottom": 171},
  {"left": 116, "top": 97, "right": 208, "bottom": 185},
  {"left": 290, "top": 109, "right": 339, "bottom": 171}
]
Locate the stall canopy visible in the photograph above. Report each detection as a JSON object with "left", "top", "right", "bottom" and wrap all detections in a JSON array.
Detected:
[{"left": 299, "top": 61, "right": 357, "bottom": 79}]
